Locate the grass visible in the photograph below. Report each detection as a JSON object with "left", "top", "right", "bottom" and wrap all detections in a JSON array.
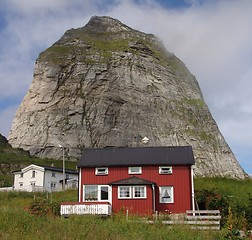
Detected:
[
  {"left": 195, "top": 177, "right": 252, "bottom": 206},
  {"left": 0, "top": 207, "right": 221, "bottom": 240},
  {"left": 0, "top": 178, "right": 251, "bottom": 239}
]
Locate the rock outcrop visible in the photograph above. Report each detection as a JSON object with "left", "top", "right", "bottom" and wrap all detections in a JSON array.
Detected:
[{"left": 8, "top": 16, "right": 246, "bottom": 178}]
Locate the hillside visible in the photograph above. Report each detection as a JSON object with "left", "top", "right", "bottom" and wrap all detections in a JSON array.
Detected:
[
  {"left": 0, "top": 178, "right": 251, "bottom": 239},
  {"left": 0, "top": 133, "right": 76, "bottom": 187}
]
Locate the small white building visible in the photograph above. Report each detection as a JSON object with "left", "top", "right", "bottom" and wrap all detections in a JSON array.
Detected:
[{"left": 13, "top": 164, "right": 78, "bottom": 192}]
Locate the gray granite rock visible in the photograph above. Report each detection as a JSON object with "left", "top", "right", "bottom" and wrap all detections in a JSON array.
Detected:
[{"left": 8, "top": 16, "right": 247, "bottom": 178}]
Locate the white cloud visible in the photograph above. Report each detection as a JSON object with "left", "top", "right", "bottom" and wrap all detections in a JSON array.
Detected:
[{"left": 0, "top": 0, "right": 251, "bottom": 174}]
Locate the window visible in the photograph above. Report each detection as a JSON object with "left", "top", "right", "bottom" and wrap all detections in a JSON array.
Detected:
[
  {"left": 133, "top": 186, "right": 146, "bottom": 199},
  {"left": 66, "top": 174, "right": 69, "bottom": 179},
  {"left": 31, "top": 182, "right": 36, "bottom": 191},
  {"left": 95, "top": 167, "right": 108, "bottom": 175},
  {"left": 32, "top": 170, "right": 36, "bottom": 178},
  {"left": 128, "top": 166, "right": 142, "bottom": 174},
  {"left": 84, "top": 185, "right": 109, "bottom": 202},
  {"left": 118, "top": 186, "right": 131, "bottom": 199},
  {"left": 159, "top": 186, "right": 174, "bottom": 203},
  {"left": 159, "top": 166, "right": 172, "bottom": 174},
  {"left": 50, "top": 182, "right": 56, "bottom": 189},
  {"left": 20, "top": 173, "right": 23, "bottom": 178},
  {"left": 118, "top": 186, "right": 146, "bottom": 199},
  {"left": 100, "top": 186, "right": 109, "bottom": 200},
  {"left": 51, "top": 172, "right": 56, "bottom": 177},
  {"left": 19, "top": 182, "right": 23, "bottom": 186}
]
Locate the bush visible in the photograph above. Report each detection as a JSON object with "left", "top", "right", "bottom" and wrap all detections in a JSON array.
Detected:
[
  {"left": 29, "top": 198, "right": 60, "bottom": 216},
  {"left": 195, "top": 189, "right": 228, "bottom": 211}
]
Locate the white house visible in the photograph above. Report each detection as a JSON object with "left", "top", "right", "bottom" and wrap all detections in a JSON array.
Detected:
[{"left": 13, "top": 164, "right": 78, "bottom": 192}]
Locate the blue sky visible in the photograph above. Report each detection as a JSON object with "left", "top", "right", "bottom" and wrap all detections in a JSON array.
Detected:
[{"left": 0, "top": 0, "right": 251, "bottom": 175}]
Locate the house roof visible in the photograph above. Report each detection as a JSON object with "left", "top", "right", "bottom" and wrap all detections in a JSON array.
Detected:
[
  {"left": 78, "top": 146, "right": 195, "bottom": 167},
  {"left": 42, "top": 165, "right": 78, "bottom": 175},
  {"left": 12, "top": 164, "right": 78, "bottom": 175},
  {"left": 109, "top": 176, "right": 156, "bottom": 185}
]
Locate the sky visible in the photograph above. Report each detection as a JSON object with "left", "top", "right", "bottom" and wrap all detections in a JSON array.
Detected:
[{"left": 0, "top": 0, "right": 251, "bottom": 175}]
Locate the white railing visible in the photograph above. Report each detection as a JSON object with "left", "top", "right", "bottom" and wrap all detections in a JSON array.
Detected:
[
  {"left": 60, "top": 203, "right": 112, "bottom": 216},
  {"left": 185, "top": 210, "right": 221, "bottom": 230},
  {"left": 0, "top": 187, "right": 13, "bottom": 192}
]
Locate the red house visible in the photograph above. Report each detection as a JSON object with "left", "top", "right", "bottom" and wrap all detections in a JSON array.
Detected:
[{"left": 61, "top": 146, "right": 195, "bottom": 216}]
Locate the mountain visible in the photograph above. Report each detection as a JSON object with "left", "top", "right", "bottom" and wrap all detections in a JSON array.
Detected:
[
  {"left": 0, "top": 134, "right": 9, "bottom": 147},
  {"left": 8, "top": 16, "right": 246, "bottom": 178}
]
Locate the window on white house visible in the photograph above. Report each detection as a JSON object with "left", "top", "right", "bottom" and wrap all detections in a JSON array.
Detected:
[
  {"left": 66, "top": 174, "right": 69, "bottom": 179},
  {"left": 159, "top": 166, "right": 172, "bottom": 174},
  {"left": 32, "top": 170, "right": 36, "bottom": 178},
  {"left": 31, "top": 182, "right": 36, "bottom": 191},
  {"left": 118, "top": 186, "right": 147, "bottom": 199},
  {"left": 84, "top": 185, "right": 109, "bottom": 202},
  {"left": 20, "top": 173, "right": 23, "bottom": 178},
  {"left": 50, "top": 182, "right": 56, "bottom": 189},
  {"left": 19, "top": 182, "right": 23, "bottom": 186},
  {"left": 159, "top": 186, "right": 174, "bottom": 204},
  {"left": 95, "top": 167, "right": 108, "bottom": 175},
  {"left": 52, "top": 172, "right": 56, "bottom": 177},
  {"left": 128, "top": 166, "right": 142, "bottom": 174}
]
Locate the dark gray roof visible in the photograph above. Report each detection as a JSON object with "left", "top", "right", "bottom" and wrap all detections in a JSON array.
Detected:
[
  {"left": 78, "top": 146, "right": 195, "bottom": 167},
  {"left": 109, "top": 176, "right": 156, "bottom": 185},
  {"left": 12, "top": 164, "right": 78, "bottom": 175},
  {"left": 42, "top": 165, "right": 78, "bottom": 175}
]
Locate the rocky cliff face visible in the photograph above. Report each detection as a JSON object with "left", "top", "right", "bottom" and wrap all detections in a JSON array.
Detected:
[{"left": 8, "top": 16, "right": 246, "bottom": 178}]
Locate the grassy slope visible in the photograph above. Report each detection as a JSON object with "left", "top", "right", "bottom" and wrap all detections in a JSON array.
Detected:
[
  {"left": 0, "top": 191, "right": 220, "bottom": 240},
  {"left": 0, "top": 178, "right": 251, "bottom": 239},
  {"left": 0, "top": 134, "right": 77, "bottom": 187},
  {"left": 195, "top": 177, "right": 252, "bottom": 206}
]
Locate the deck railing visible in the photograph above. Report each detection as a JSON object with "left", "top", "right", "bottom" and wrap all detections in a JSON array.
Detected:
[{"left": 60, "top": 203, "right": 112, "bottom": 216}]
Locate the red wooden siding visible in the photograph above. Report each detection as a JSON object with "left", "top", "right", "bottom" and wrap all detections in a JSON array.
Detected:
[
  {"left": 111, "top": 185, "right": 153, "bottom": 215},
  {"left": 79, "top": 165, "right": 192, "bottom": 214}
]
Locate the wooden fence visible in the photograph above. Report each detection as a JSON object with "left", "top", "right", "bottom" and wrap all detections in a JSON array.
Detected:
[
  {"left": 127, "top": 210, "right": 221, "bottom": 230},
  {"left": 185, "top": 210, "right": 221, "bottom": 230}
]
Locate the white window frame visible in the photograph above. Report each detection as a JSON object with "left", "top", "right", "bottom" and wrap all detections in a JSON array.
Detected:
[
  {"left": 118, "top": 186, "right": 147, "bottom": 199},
  {"left": 51, "top": 172, "right": 56, "bottom": 177},
  {"left": 50, "top": 182, "right": 56, "bottom": 189},
  {"left": 83, "top": 185, "right": 110, "bottom": 202},
  {"left": 159, "top": 186, "right": 174, "bottom": 204},
  {"left": 20, "top": 173, "right": 24, "bottom": 178},
  {"left": 118, "top": 186, "right": 131, "bottom": 199},
  {"left": 159, "top": 166, "right": 172, "bottom": 174},
  {"left": 95, "top": 167, "right": 108, "bottom": 175},
  {"left": 128, "top": 166, "right": 142, "bottom": 174},
  {"left": 133, "top": 186, "right": 146, "bottom": 199},
  {"left": 31, "top": 170, "right": 36, "bottom": 178}
]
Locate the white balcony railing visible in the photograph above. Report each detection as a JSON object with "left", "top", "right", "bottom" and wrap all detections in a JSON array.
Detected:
[{"left": 60, "top": 203, "right": 112, "bottom": 216}]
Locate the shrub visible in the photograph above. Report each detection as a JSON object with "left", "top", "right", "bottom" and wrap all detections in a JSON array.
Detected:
[{"left": 29, "top": 198, "right": 60, "bottom": 216}]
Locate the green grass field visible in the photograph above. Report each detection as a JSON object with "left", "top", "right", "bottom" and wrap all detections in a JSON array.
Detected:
[{"left": 0, "top": 177, "right": 251, "bottom": 240}]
